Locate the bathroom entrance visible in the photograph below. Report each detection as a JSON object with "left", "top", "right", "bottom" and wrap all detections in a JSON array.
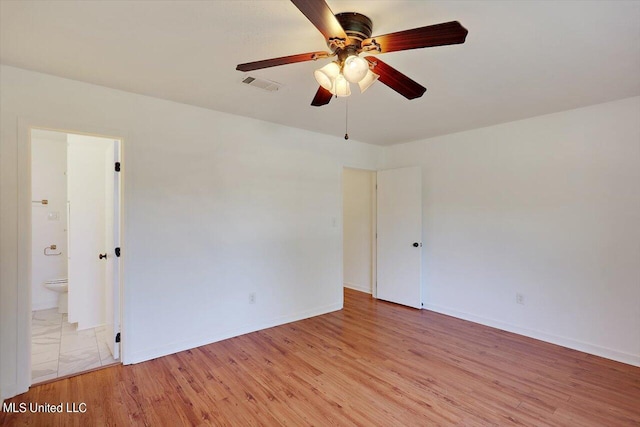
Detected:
[{"left": 30, "top": 128, "right": 122, "bottom": 384}]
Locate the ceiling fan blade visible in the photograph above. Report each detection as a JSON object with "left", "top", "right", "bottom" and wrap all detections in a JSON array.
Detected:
[
  {"left": 311, "top": 86, "right": 333, "bottom": 107},
  {"left": 236, "top": 51, "right": 331, "bottom": 72},
  {"left": 362, "top": 21, "right": 468, "bottom": 54},
  {"left": 291, "top": 0, "right": 349, "bottom": 46},
  {"left": 365, "top": 57, "right": 426, "bottom": 100}
]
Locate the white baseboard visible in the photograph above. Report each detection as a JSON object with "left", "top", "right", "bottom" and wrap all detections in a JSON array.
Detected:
[
  {"left": 343, "top": 282, "right": 371, "bottom": 294},
  {"left": 425, "top": 303, "right": 640, "bottom": 367},
  {"left": 126, "top": 302, "right": 342, "bottom": 365},
  {"left": 31, "top": 301, "right": 57, "bottom": 312}
]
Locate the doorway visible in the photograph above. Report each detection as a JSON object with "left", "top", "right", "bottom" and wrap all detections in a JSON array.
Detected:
[
  {"left": 342, "top": 168, "right": 377, "bottom": 295},
  {"left": 29, "top": 128, "right": 122, "bottom": 384},
  {"left": 343, "top": 166, "right": 423, "bottom": 308}
]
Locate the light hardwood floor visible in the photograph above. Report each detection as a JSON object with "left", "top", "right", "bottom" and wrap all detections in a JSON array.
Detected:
[{"left": 2, "top": 288, "right": 639, "bottom": 426}]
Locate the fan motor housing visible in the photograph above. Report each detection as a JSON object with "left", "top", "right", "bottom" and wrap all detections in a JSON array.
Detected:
[{"left": 335, "top": 12, "right": 373, "bottom": 44}]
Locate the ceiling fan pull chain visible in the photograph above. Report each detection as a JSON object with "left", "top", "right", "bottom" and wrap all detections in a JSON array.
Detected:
[{"left": 344, "top": 98, "right": 349, "bottom": 140}]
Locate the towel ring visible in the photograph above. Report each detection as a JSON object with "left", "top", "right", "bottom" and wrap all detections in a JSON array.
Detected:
[{"left": 44, "top": 245, "right": 62, "bottom": 256}]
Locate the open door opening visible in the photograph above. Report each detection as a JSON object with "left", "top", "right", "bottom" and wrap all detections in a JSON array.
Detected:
[
  {"left": 342, "top": 168, "right": 377, "bottom": 296},
  {"left": 30, "top": 128, "right": 122, "bottom": 384}
]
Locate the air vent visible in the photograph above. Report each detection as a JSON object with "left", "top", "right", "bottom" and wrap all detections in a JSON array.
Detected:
[{"left": 241, "top": 76, "right": 281, "bottom": 92}]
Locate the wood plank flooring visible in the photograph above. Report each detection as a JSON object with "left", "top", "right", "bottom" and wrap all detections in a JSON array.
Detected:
[{"left": 2, "top": 288, "right": 639, "bottom": 426}]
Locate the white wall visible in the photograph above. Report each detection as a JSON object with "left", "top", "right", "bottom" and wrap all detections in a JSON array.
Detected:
[
  {"left": 343, "top": 168, "right": 375, "bottom": 293},
  {"left": 384, "top": 96, "right": 640, "bottom": 366},
  {"left": 30, "top": 130, "right": 68, "bottom": 311},
  {"left": 0, "top": 65, "right": 382, "bottom": 399}
]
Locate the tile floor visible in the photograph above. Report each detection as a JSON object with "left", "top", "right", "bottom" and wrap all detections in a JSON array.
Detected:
[{"left": 31, "top": 308, "right": 118, "bottom": 384}]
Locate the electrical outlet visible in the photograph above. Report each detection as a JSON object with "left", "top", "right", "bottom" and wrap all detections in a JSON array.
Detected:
[
  {"left": 516, "top": 293, "right": 524, "bottom": 305},
  {"left": 249, "top": 292, "right": 256, "bottom": 304}
]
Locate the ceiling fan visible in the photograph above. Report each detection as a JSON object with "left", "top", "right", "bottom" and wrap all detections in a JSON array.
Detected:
[{"left": 236, "top": 0, "right": 468, "bottom": 107}]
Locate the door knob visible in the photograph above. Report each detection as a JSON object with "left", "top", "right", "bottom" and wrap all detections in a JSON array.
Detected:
[
  {"left": 413, "top": 242, "right": 420, "bottom": 247},
  {"left": 99, "top": 253, "right": 107, "bottom": 260}
]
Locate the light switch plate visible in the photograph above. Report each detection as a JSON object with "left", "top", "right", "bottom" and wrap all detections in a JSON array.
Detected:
[{"left": 47, "top": 211, "right": 60, "bottom": 221}]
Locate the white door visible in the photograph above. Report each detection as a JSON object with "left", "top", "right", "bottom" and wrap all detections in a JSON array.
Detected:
[
  {"left": 104, "top": 142, "right": 120, "bottom": 359},
  {"left": 376, "top": 166, "right": 422, "bottom": 309},
  {"left": 67, "top": 135, "right": 113, "bottom": 330}
]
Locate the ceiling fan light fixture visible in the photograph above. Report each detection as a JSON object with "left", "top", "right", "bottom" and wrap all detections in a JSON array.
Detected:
[
  {"left": 342, "top": 55, "right": 369, "bottom": 83},
  {"left": 358, "top": 69, "right": 379, "bottom": 93},
  {"left": 237, "top": 3, "right": 468, "bottom": 108},
  {"left": 314, "top": 61, "right": 340, "bottom": 91},
  {"left": 332, "top": 73, "right": 351, "bottom": 97}
]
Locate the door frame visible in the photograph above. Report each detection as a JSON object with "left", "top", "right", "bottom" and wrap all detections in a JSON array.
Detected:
[
  {"left": 16, "top": 116, "right": 127, "bottom": 394},
  {"left": 342, "top": 167, "right": 377, "bottom": 298}
]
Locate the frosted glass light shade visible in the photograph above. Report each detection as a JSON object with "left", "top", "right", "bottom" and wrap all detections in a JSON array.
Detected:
[
  {"left": 358, "top": 70, "right": 379, "bottom": 93},
  {"left": 314, "top": 62, "right": 340, "bottom": 91},
  {"left": 343, "top": 55, "right": 369, "bottom": 83},
  {"left": 333, "top": 74, "right": 351, "bottom": 97}
]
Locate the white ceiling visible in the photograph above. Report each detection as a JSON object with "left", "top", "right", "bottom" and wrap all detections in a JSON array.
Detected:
[{"left": 1, "top": 1, "right": 639, "bottom": 146}]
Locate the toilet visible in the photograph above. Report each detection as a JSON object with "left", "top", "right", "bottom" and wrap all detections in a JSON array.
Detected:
[{"left": 44, "top": 278, "right": 68, "bottom": 314}]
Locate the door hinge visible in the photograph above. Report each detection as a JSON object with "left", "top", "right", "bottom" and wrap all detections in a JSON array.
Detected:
[
  {"left": 115, "top": 162, "right": 121, "bottom": 172},
  {"left": 115, "top": 332, "right": 121, "bottom": 343},
  {"left": 115, "top": 247, "right": 121, "bottom": 257}
]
